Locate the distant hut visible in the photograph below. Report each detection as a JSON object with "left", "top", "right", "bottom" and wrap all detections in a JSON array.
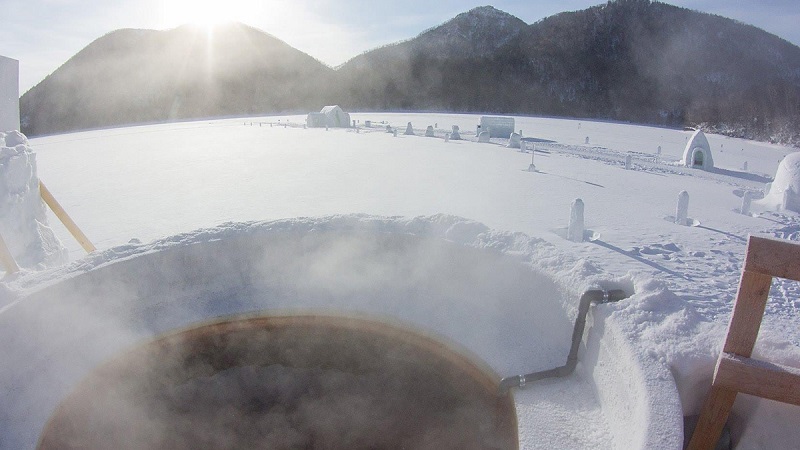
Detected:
[
  {"left": 477, "top": 116, "right": 514, "bottom": 139},
  {"left": 306, "top": 112, "right": 326, "bottom": 128},
  {"left": 306, "top": 105, "right": 351, "bottom": 128},
  {"left": 681, "top": 130, "right": 714, "bottom": 169}
]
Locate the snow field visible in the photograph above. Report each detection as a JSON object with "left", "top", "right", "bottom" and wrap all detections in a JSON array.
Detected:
[{"left": 2, "top": 112, "right": 798, "bottom": 448}]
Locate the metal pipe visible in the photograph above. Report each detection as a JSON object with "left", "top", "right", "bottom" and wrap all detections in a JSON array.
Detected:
[{"left": 499, "top": 289, "right": 629, "bottom": 394}]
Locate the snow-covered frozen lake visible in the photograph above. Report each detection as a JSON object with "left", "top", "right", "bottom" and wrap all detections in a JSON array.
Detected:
[{"left": 2, "top": 112, "right": 799, "bottom": 449}]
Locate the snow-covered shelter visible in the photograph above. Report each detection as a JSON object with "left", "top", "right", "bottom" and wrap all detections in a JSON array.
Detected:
[
  {"left": 477, "top": 116, "right": 514, "bottom": 139},
  {"left": 0, "top": 55, "right": 20, "bottom": 132},
  {"left": 306, "top": 112, "right": 326, "bottom": 128},
  {"left": 762, "top": 152, "right": 800, "bottom": 212},
  {"left": 681, "top": 130, "right": 714, "bottom": 169},
  {"left": 306, "top": 105, "right": 351, "bottom": 128}
]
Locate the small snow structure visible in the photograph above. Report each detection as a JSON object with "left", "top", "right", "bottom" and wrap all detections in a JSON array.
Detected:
[
  {"left": 762, "top": 152, "right": 800, "bottom": 212},
  {"left": 425, "top": 126, "right": 434, "bottom": 137},
  {"left": 306, "top": 105, "right": 351, "bottom": 128},
  {"left": 0, "top": 55, "right": 20, "bottom": 132},
  {"left": 478, "top": 131, "right": 490, "bottom": 143},
  {"left": 404, "top": 122, "right": 414, "bottom": 135},
  {"left": 306, "top": 112, "right": 325, "bottom": 128},
  {"left": 478, "top": 116, "right": 514, "bottom": 138},
  {"left": 675, "top": 191, "right": 689, "bottom": 225},
  {"left": 567, "top": 198, "right": 585, "bottom": 242},
  {"left": 682, "top": 130, "right": 714, "bottom": 169},
  {"left": 741, "top": 191, "right": 753, "bottom": 216},
  {"left": 450, "top": 125, "right": 461, "bottom": 140},
  {"left": 0, "top": 131, "right": 68, "bottom": 268},
  {"left": 507, "top": 133, "right": 521, "bottom": 149}
]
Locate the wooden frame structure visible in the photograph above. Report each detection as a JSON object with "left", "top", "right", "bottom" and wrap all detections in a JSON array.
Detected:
[{"left": 688, "top": 235, "right": 800, "bottom": 449}]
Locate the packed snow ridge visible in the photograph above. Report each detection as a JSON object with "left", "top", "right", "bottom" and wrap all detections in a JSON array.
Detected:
[{"left": 0, "top": 131, "right": 66, "bottom": 269}]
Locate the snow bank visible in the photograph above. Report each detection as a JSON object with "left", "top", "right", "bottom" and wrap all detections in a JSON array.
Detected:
[
  {"left": 0, "top": 215, "right": 681, "bottom": 449},
  {"left": 760, "top": 151, "right": 800, "bottom": 212},
  {"left": 0, "top": 131, "right": 66, "bottom": 270}
]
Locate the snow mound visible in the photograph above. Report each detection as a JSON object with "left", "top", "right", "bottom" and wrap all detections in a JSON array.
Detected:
[
  {"left": 761, "top": 151, "right": 800, "bottom": 212},
  {"left": 0, "top": 131, "right": 67, "bottom": 270}
]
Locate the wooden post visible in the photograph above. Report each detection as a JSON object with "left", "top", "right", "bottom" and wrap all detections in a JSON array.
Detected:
[
  {"left": 0, "top": 232, "right": 20, "bottom": 274},
  {"left": 39, "top": 181, "right": 96, "bottom": 253},
  {"left": 687, "top": 236, "right": 800, "bottom": 449}
]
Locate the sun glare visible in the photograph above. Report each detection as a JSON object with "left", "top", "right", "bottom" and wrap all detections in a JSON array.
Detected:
[{"left": 161, "top": 0, "right": 265, "bottom": 29}]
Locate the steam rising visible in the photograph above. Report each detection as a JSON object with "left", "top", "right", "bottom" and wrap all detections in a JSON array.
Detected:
[
  {"left": 39, "top": 317, "right": 517, "bottom": 449},
  {"left": 1, "top": 216, "right": 576, "bottom": 449}
]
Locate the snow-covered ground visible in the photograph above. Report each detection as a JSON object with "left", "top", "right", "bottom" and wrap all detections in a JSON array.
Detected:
[{"left": 2, "top": 112, "right": 799, "bottom": 449}]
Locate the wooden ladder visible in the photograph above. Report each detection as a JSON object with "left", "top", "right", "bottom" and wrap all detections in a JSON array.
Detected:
[{"left": 687, "top": 235, "right": 800, "bottom": 449}]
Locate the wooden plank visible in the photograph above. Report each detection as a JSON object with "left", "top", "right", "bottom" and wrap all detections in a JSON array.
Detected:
[
  {"left": 686, "top": 386, "right": 738, "bottom": 450},
  {"left": 744, "top": 235, "right": 800, "bottom": 282},
  {"left": 0, "top": 232, "right": 20, "bottom": 274},
  {"left": 39, "top": 181, "right": 96, "bottom": 253},
  {"left": 714, "top": 353, "right": 800, "bottom": 406},
  {"left": 723, "top": 270, "right": 772, "bottom": 356}
]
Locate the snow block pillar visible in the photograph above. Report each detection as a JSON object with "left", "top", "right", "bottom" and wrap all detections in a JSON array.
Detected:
[
  {"left": 675, "top": 191, "right": 689, "bottom": 226},
  {"left": 567, "top": 198, "right": 585, "bottom": 242},
  {"left": 0, "top": 131, "right": 68, "bottom": 268},
  {"left": 741, "top": 191, "right": 752, "bottom": 216}
]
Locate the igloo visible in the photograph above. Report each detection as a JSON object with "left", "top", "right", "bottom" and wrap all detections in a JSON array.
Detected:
[
  {"left": 762, "top": 152, "right": 800, "bottom": 212},
  {"left": 681, "top": 130, "right": 714, "bottom": 169}
]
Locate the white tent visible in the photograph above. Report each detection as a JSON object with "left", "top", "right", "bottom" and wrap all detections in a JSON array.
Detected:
[{"left": 681, "top": 130, "right": 714, "bottom": 169}]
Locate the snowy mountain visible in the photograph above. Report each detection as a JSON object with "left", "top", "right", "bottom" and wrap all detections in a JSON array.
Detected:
[
  {"left": 339, "top": 0, "right": 800, "bottom": 143},
  {"left": 20, "top": 23, "right": 334, "bottom": 135},
  {"left": 336, "top": 6, "right": 529, "bottom": 110},
  {"left": 19, "top": 1, "right": 800, "bottom": 144},
  {"left": 503, "top": 0, "right": 800, "bottom": 143}
]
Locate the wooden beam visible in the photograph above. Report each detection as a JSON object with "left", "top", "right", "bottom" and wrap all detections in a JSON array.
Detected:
[
  {"left": 723, "top": 269, "right": 772, "bottom": 357},
  {"left": 0, "top": 232, "right": 20, "bottom": 274},
  {"left": 39, "top": 181, "right": 96, "bottom": 253},
  {"left": 744, "top": 235, "right": 800, "bottom": 282},
  {"left": 686, "top": 386, "right": 738, "bottom": 450},
  {"left": 714, "top": 353, "right": 800, "bottom": 406}
]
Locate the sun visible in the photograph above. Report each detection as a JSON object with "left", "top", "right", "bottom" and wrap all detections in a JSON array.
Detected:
[{"left": 161, "top": 0, "right": 264, "bottom": 29}]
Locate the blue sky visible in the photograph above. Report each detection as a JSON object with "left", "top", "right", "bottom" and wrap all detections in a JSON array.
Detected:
[{"left": 3, "top": 0, "right": 800, "bottom": 93}]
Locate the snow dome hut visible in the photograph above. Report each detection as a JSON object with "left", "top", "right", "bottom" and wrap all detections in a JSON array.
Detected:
[
  {"left": 306, "top": 106, "right": 351, "bottom": 128},
  {"left": 762, "top": 152, "right": 800, "bottom": 212},
  {"left": 0, "top": 55, "right": 20, "bottom": 132},
  {"left": 477, "top": 116, "right": 514, "bottom": 139},
  {"left": 681, "top": 130, "right": 714, "bottom": 169}
]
